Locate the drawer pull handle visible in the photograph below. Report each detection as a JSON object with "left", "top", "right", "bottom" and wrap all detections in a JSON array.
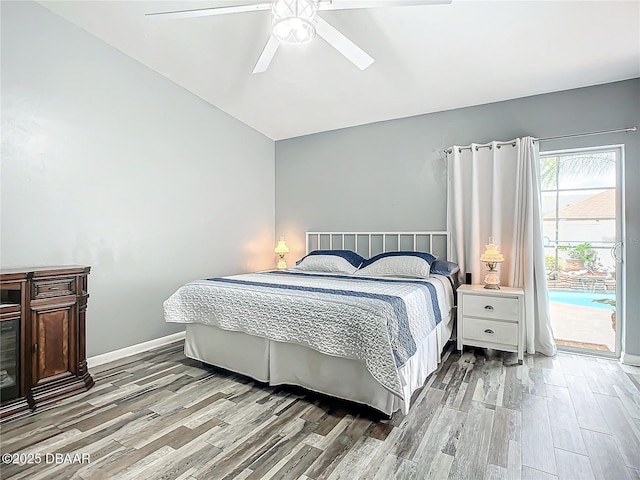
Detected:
[
  {"left": 484, "top": 305, "right": 494, "bottom": 310},
  {"left": 484, "top": 329, "right": 495, "bottom": 335}
]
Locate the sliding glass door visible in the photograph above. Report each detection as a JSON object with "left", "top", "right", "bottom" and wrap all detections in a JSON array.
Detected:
[{"left": 540, "top": 146, "right": 623, "bottom": 357}]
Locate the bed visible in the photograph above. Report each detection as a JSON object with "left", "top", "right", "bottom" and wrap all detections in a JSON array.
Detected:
[{"left": 164, "top": 231, "right": 459, "bottom": 415}]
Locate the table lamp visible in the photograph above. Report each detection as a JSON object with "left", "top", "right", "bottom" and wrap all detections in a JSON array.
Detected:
[
  {"left": 480, "top": 237, "right": 504, "bottom": 289},
  {"left": 274, "top": 236, "right": 290, "bottom": 269}
]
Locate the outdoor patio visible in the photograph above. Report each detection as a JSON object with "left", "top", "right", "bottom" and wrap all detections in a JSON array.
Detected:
[{"left": 549, "top": 299, "right": 616, "bottom": 353}]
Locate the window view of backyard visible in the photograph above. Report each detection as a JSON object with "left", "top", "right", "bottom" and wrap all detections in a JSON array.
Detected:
[{"left": 541, "top": 150, "right": 618, "bottom": 353}]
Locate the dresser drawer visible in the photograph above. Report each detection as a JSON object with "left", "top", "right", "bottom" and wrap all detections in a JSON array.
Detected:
[
  {"left": 32, "top": 278, "right": 76, "bottom": 299},
  {"left": 462, "top": 294, "right": 519, "bottom": 321},
  {"left": 462, "top": 317, "right": 518, "bottom": 346}
]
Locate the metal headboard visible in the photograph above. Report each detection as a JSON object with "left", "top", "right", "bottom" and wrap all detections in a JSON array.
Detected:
[{"left": 305, "top": 231, "right": 451, "bottom": 260}]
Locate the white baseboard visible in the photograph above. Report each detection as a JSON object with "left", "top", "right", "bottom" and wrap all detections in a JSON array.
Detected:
[
  {"left": 621, "top": 352, "right": 640, "bottom": 367},
  {"left": 87, "top": 331, "right": 186, "bottom": 369}
]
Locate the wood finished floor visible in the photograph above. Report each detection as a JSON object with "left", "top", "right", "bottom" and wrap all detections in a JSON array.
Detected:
[{"left": 1, "top": 342, "right": 639, "bottom": 480}]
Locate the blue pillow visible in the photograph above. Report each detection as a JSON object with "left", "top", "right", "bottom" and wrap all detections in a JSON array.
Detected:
[
  {"left": 298, "top": 250, "right": 366, "bottom": 268},
  {"left": 430, "top": 260, "right": 460, "bottom": 276},
  {"left": 359, "top": 251, "right": 436, "bottom": 269}
]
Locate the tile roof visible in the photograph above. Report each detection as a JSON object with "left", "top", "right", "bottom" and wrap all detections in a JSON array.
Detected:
[{"left": 544, "top": 189, "right": 615, "bottom": 220}]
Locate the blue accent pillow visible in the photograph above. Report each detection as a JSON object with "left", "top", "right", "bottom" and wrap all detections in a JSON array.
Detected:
[
  {"left": 430, "top": 260, "right": 460, "bottom": 276},
  {"left": 297, "top": 250, "right": 366, "bottom": 268},
  {"left": 359, "top": 251, "right": 437, "bottom": 269}
]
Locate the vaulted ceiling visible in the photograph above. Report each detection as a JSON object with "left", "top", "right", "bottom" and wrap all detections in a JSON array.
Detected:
[{"left": 39, "top": 1, "right": 640, "bottom": 140}]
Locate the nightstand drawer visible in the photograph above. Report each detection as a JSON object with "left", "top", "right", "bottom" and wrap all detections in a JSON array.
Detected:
[
  {"left": 462, "top": 317, "right": 518, "bottom": 346},
  {"left": 462, "top": 294, "right": 519, "bottom": 321}
]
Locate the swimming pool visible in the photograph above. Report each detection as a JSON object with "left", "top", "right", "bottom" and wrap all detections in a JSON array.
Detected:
[{"left": 548, "top": 290, "right": 615, "bottom": 309}]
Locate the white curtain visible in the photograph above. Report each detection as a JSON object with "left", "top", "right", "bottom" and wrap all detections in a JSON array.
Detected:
[{"left": 447, "top": 136, "right": 556, "bottom": 356}]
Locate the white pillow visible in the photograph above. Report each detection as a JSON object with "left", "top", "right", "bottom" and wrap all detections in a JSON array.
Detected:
[
  {"left": 293, "top": 255, "right": 358, "bottom": 275},
  {"left": 354, "top": 255, "right": 431, "bottom": 278}
]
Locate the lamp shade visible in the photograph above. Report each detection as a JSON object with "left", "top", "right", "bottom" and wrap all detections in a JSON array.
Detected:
[
  {"left": 274, "top": 237, "right": 289, "bottom": 255},
  {"left": 480, "top": 242, "right": 504, "bottom": 263}
]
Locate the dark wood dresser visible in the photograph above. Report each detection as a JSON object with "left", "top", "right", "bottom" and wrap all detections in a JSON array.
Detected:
[{"left": 0, "top": 266, "right": 94, "bottom": 422}]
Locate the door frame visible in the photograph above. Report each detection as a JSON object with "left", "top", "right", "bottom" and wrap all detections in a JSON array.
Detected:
[{"left": 539, "top": 144, "right": 625, "bottom": 358}]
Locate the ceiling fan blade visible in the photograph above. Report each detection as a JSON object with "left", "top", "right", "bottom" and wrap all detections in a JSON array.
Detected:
[
  {"left": 146, "top": 2, "right": 271, "bottom": 20},
  {"left": 314, "top": 16, "right": 374, "bottom": 71},
  {"left": 317, "top": 0, "right": 451, "bottom": 11},
  {"left": 253, "top": 35, "right": 280, "bottom": 74}
]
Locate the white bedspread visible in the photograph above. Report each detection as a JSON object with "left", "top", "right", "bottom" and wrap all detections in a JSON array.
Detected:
[{"left": 164, "top": 271, "right": 454, "bottom": 401}]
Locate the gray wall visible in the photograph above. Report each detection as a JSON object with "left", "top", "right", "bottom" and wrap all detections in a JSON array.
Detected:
[
  {"left": 275, "top": 79, "right": 640, "bottom": 358},
  {"left": 1, "top": 1, "right": 275, "bottom": 357}
]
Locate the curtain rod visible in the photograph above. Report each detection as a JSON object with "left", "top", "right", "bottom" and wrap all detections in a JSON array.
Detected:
[
  {"left": 536, "top": 126, "right": 637, "bottom": 142},
  {"left": 444, "top": 126, "right": 638, "bottom": 155}
]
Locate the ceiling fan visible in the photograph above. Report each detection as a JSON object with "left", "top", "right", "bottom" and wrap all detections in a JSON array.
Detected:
[{"left": 146, "top": 0, "right": 451, "bottom": 74}]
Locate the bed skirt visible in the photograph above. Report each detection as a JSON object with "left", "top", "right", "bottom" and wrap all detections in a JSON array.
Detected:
[{"left": 183, "top": 310, "right": 454, "bottom": 416}]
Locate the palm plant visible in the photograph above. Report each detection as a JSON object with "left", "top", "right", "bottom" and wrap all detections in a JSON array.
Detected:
[
  {"left": 540, "top": 153, "right": 615, "bottom": 190},
  {"left": 592, "top": 298, "right": 615, "bottom": 308}
]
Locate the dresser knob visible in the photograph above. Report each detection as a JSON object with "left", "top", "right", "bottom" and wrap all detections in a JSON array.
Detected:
[
  {"left": 484, "top": 329, "right": 495, "bottom": 335},
  {"left": 484, "top": 305, "right": 494, "bottom": 310}
]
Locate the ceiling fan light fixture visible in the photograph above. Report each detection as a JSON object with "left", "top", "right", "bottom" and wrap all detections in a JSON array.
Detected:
[{"left": 272, "top": 0, "right": 317, "bottom": 45}]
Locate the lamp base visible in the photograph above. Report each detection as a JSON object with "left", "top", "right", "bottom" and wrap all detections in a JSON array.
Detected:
[
  {"left": 483, "top": 269, "right": 501, "bottom": 290},
  {"left": 277, "top": 258, "right": 287, "bottom": 270}
]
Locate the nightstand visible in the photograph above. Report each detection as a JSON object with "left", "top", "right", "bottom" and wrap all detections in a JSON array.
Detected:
[{"left": 457, "top": 284, "right": 525, "bottom": 364}]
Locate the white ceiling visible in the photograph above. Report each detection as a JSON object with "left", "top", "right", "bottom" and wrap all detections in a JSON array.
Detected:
[{"left": 39, "top": 1, "right": 640, "bottom": 140}]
